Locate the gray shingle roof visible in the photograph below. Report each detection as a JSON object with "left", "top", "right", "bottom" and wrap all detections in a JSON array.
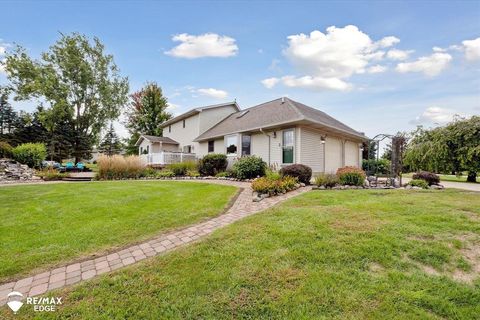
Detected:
[
  {"left": 194, "top": 97, "right": 367, "bottom": 141},
  {"left": 135, "top": 135, "right": 179, "bottom": 146}
]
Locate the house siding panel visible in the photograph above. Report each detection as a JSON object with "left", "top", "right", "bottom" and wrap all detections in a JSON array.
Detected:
[
  {"left": 345, "top": 141, "right": 359, "bottom": 167},
  {"left": 163, "top": 114, "right": 200, "bottom": 154},
  {"left": 198, "top": 106, "right": 237, "bottom": 135},
  {"left": 251, "top": 133, "right": 269, "bottom": 164},
  {"left": 325, "top": 136, "right": 342, "bottom": 173}
]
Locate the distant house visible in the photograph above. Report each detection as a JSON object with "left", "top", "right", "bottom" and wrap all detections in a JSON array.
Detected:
[{"left": 138, "top": 97, "right": 367, "bottom": 173}]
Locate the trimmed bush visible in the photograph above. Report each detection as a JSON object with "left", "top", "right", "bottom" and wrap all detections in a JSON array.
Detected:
[
  {"left": 198, "top": 153, "right": 228, "bottom": 176},
  {"left": 412, "top": 171, "right": 440, "bottom": 186},
  {"left": 157, "top": 170, "right": 175, "bottom": 178},
  {"left": 408, "top": 179, "right": 429, "bottom": 189},
  {"left": 97, "top": 155, "right": 144, "bottom": 180},
  {"left": 12, "top": 143, "right": 47, "bottom": 168},
  {"left": 314, "top": 173, "right": 339, "bottom": 188},
  {"left": 232, "top": 156, "right": 267, "bottom": 179},
  {"left": 336, "top": 166, "right": 366, "bottom": 186},
  {"left": 280, "top": 164, "right": 312, "bottom": 184},
  {"left": 186, "top": 170, "right": 200, "bottom": 177},
  {"left": 0, "top": 141, "right": 13, "bottom": 158},
  {"left": 167, "top": 161, "right": 197, "bottom": 176},
  {"left": 251, "top": 176, "right": 298, "bottom": 196}
]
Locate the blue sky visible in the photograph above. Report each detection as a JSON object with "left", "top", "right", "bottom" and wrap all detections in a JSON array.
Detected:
[{"left": 1, "top": 0, "right": 479, "bottom": 138}]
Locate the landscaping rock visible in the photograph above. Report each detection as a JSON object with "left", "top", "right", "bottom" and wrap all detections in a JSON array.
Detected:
[
  {"left": 430, "top": 184, "right": 445, "bottom": 190},
  {"left": 0, "top": 159, "right": 38, "bottom": 182}
]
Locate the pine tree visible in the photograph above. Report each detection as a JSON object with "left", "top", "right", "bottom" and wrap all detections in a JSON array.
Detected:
[{"left": 99, "top": 123, "right": 123, "bottom": 156}]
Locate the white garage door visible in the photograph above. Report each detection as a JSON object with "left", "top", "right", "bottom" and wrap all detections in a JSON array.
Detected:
[
  {"left": 344, "top": 141, "right": 359, "bottom": 167},
  {"left": 325, "top": 137, "right": 342, "bottom": 173}
]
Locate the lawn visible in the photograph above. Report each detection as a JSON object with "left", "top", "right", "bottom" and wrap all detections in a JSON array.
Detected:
[
  {"left": 5, "top": 189, "right": 479, "bottom": 319},
  {"left": 0, "top": 181, "right": 237, "bottom": 282},
  {"left": 404, "top": 172, "right": 479, "bottom": 183}
]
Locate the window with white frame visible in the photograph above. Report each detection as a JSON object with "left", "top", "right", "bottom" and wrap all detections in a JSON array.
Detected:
[
  {"left": 282, "top": 129, "right": 294, "bottom": 163},
  {"left": 226, "top": 135, "right": 238, "bottom": 156},
  {"left": 241, "top": 134, "right": 251, "bottom": 156}
]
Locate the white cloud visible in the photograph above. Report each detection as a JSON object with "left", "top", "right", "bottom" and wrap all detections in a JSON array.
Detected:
[
  {"left": 396, "top": 52, "right": 452, "bottom": 76},
  {"left": 262, "top": 25, "right": 403, "bottom": 91},
  {"left": 261, "top": 77, "right": 280, "bottom": 89},
  {"left": 261, "top": 75, "right": 351, "bottom": 91},
  {"left": 366, "top": 65, "right": 387, "bottom": 74},
  {"left": 196, "top": 88, "right": 228, "bottom": 99},
  {"left": 462, "top": 37, "right": 480, "bottom": 61},
  {"left": 167, "top": 102, "right": 179, "bottom": 110},
  {"left": 386, "top": 49, "right": 413, "bottom": 61},
  {"left": 165, "top": 33, "right": 238, "bottom": 59},
  {"left": 0, "top": 59, "right": 5, "bottom": 74},
  {"left": 411, "top": 106, "right": 460, "bottom": 124}
]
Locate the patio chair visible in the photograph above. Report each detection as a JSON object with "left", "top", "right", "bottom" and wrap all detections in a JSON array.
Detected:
[
  {"left": 76, "top": 162, "right": 85, "bottom": 171},
  {"left": 65, "top": 162, "right": 75, "bottom": 172}
]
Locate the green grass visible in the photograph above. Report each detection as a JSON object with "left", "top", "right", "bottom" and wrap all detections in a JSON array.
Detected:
[
  {"left": 5, "top": 189, "right": 480, "bottom": 319},
  {"left": 404, "top": 172, "right": 479, "bottom": 183},
  {"left": 0, "top": 181, "right": 236, "bottom": 281}
]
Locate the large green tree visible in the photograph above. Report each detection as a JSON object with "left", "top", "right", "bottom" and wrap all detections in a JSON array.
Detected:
[
  {"left": 4, "top": 33, "right": 129, "bottom": 162},
  {"left": 0, "top": 88, "right": 18, "bottom": 135},
  {"left": 99, "top": 123, "right": 123, "bottom": 156},
  {"left": 125, "top": 82, "right": 172, "bottom": 154},
  {"left": 404, "top": 116, "right": 480, "bottom": 182}
]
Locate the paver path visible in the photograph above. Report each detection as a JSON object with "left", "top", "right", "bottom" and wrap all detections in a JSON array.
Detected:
[{"left": 0, "top": 180, "right": 311, "bottom": 305}]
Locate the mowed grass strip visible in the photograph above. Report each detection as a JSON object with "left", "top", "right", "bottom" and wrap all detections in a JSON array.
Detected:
[
  {"left": 0, "top": 181, "right": 237, "bottom": 281},
  {"left": 6, "top": 189, "right": 480, "bottom": 319}
]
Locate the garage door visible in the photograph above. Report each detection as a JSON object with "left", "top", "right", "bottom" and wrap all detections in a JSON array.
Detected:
[
  {"left": 325, "top": 137, "right": 342, "bottom": 173},
  {"left": 344, "top": 141, "right": 359, "bottom": 167}
]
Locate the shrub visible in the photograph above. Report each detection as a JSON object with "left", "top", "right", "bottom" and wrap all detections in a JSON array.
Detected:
[
  {"left": 97, "top": 155, "right": 144, "bottom": 180},
  {"left": 157, "top": 170, "right": 175, "bottom": 178},
  {"left": 280, "top": 164, "right": 312, "bottom": 184},
  {"left": 0, "top": 141, "right": 13, "bottom": 158},
  {"left": 362, "top": 159, "right": 391, "bottom": 174},
  {"left": 314, "top": 173, "right": 339, "bottom": 188},
  {"left": 336, "top": 166, "right": 366, "bottom": 186},
  {"left": 167, "top": 161, "right": 197, "bottom": 176},
  {"left": 215, "top": 171, "right": 230, "bottom": 178},
  {"left": 141, "top": 167, "right": 159, "bottom": 178},
  {"left": 198, "top": 153, "right": 228, "bottom": 176},
  {"left": 232, "top": 156, "right": 266, "bottom": 179},
  {"left": 412, "top": 171, "right": 440, "bottom": 186},
  {"left": 265, "top": 168, "right": 281, "bottom": 180},
  {"left": 12, "top": 143, "right": 47, "bottom": 168},
  {"left": 36, "top": 168, "right": 67, "bottom": 181},
  {"left": 251, "top": 176, "right": 298, "bottom": 195},
  {"left": 187, "top": 170, "right": 200, "bottom": 177},
  {"left": 408, "top": 179, "right": 429, "bottom": 189}
]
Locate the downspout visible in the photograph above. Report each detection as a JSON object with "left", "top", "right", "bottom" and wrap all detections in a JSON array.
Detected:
[{"left": 259, "top": 128, "right": 271, "bottom": 166}]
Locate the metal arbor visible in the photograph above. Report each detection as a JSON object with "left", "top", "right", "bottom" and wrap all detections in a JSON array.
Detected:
[{"left": 366, "top": 133, "right": 405, "bottom": 187}]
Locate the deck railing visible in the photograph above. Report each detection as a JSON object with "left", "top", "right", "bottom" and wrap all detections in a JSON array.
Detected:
[{"left": 140, "top": 152, "right": 196, "bottom": 165}]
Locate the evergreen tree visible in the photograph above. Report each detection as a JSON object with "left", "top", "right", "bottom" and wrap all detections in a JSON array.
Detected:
[{"left": 99, "top": 123, "right": 123, "bottom": 156}]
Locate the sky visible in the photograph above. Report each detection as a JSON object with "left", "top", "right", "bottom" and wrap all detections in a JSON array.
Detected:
[{"left": 0, "top": 0, "right": 479, "bottom": 139}]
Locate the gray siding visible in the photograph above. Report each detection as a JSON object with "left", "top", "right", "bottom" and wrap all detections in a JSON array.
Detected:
[{"left": 299, "top": 127, "right": 324, "bottom": 173}]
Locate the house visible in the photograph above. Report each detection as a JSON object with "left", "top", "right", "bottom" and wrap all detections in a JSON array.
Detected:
[{"left": 140, "top": 97, "right": 368, "bottom": 173}]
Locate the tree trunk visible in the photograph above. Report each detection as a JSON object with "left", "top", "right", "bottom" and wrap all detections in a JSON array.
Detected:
[{"left": 467, "top": 172, "right": 477, "bottom": 183}]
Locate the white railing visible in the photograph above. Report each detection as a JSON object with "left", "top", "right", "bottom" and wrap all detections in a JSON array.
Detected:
[{"left": 140, "top": 152, "right": 196, "bottom": 165}]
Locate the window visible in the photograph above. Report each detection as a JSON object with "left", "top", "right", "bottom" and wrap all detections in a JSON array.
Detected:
[
  {"left": 282, "top": 129, "right": 294, "bottom": 163},
  {"left": 169, "top": 125, "right": 171, "bottom": 133},
  {"left": 208, "top": 140, "right": 214, "bottom": 153},
  {"left": 183, "top": 119, "right": 185, "bottom": 128},
  {"left": 183, "top": 145, "right": 192, "bottom": 153},
  {"left": 241, "top": 135, "right": 251, "bottom": 156},
  {"left": 226, "top": 135, "right": 237, "bottom": 155}
]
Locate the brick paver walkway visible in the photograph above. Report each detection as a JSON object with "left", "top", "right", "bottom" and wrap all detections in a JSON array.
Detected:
[{"left": 0, "top": 180, "right": 311, "bottom": 305}]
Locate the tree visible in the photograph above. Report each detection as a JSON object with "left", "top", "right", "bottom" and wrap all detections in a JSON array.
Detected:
[
  {"left": 99, "top": 123, "right": 123, "bottom": 156},
  {"left": 5, "top": 33, "right": 129, "bottom": 162},
  {"left": 404, "top": 116, "right": 480, "bottom": 182},
  {"left": 362, "top": 141, "right": 377, "bottom": 160},
  {"left": 0, "top": 88, "right": 18, "bottom": 135},
  {"left": 125, "top": 82, "right": 172, "bottom": 154}
]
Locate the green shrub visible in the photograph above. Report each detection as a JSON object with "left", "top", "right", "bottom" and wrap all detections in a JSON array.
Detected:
[
  {"left": 408, "top": 179, "right": 429, "bottom": 189},
  {"left": 167, "top": 161, "right": 197, "bottom": 176},
  {"left": 251, "top": 176, "right": 298, "bottom": 195},
  {"left": 36, "top": 168, "right": 67, "bottom": 181},
  {"left": 362, "top": 159, "right": 391, "bottom": 174},
  {"left": 279, "top": 164, "right": 312, "bottom": 184},
  {"left": 215, "top": 171, "right": 230, "bottom": 178},
  {"left": 12, "top": 143, "right": 47, "bottom": 168},
  {"left": 141, "top": 167, "right": 159, "bottom": 178},
  {"left": 265, "top": 169, "right": 281, "bottom": 180},
  {"left": 232, "top": 156, "right": 266, "bottom": 179},
  {"left": 336, "top": 166, "right": 366, "bottom": 186},
  {"left": 412, "top": 171, "right": 440, "bottom": 185},
  {"left": 315, "top": 173, "right": 339, "bottom": 188},
  {"left": 198, "top": 153, "right": 228, "bottom": 176},
  {"left": 187, "top": 170, "right": 200, "bottom": 177},
  {"left": 0, "top": 141, "right": 13, "bottom": 158},
  {"left": 157, "top": 170, "right": 175, "bottom": 178}
]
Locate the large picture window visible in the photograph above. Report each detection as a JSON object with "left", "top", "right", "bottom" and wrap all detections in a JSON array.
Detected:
[
  {"left": 226, "top": 135, "right": 238, "bottom": 155},
  {"left": 282, "top": 129, "right": 294, "bottom": 163},
  {"left": 241, "top": 135, "right": 251, "bottom": 156}
]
